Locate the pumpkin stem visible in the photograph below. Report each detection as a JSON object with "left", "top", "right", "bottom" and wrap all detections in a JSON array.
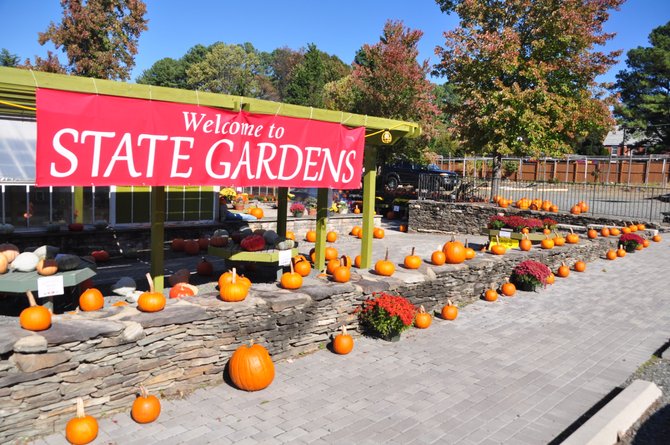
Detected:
[
  {"left": 570, "top": 228, "right": 574, "bottom": 233},
  {"left": 340, "top": 325, "right": 347, "bottom": 336},
  {"left": 232, "top": 268, "right": 237, "bottom": 284},
  {"left": 496, "top": 235, "right": 500, "bottom": 243},
  {"left": 465, "top": 238, "right": 469, "bottom": 248},
  {"left": 75, "top": 397, "right": 85, "bottom": 418},
  {"left": 384, "top": 248, "right": 389, "bottom": 261},
  {"left": 139, "top": 385, "right": 149, "bottom": 399},
  {"left": 447, "top": 299, "right": 453, "bottom": 306},
  {"left": 410, "top": 247, "right": 415, "bottom": 256},
  {"left": 145, "top": 273, "right": 154, "bottom": 293},
  {"left": 249, "top": 339, "right": 255, "bottom": 346},
  {"left": 25, "top": 290, "right": 37, "bottom": 307},
  {"left": 289, "top": 261, "right": 295, "bottom": 274},
  {"left": 419, "top": 305, "right": 425, "bottom": 314}
]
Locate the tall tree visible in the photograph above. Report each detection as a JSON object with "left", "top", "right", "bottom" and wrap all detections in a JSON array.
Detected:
[
  {"left": 332, "top": 20, "right": 440, "bottom": 163},
  {"left": 136, "top": 43, "right": 211, "bottom": 89},
  {"left": 266, "top": 47, "right": 303, "bottom": 100},
  {"left": 30, "top": 0, "right": 148, "bottom": 80},
  {"left": 613, "top": 21, "right": 670, "bottom": 152},
  {"left": 0, "top": 49, "right": 20, "bottom": 67},
  {"left": 185, "top": 42, "right": 264, "bottom": 97},
  {"left": 434, "top": 0, "right": 622, "bottom": 197}
]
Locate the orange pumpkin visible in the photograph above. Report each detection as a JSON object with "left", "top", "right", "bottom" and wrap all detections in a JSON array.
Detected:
[
  {"left": 131, "top": 385, "right": 161, "bottom": 424},
  {"left": 570, "top": 205, "right": 582, "bottom": 215},
  {"left": 373, "top": 227, "right": 385, "bottom": 239},
  {"left": 293, "top": 257, "right": 312, "bottom": 277},
  {"left": 36, "top": 258, "right": 58, "bottom": 276},
  {"left": 628, "top": 223, "right": 638, "bottom": 232},
  {"left": 403, "top": 247, "right": 422, "bottom": 269},
  {"left": 399, "top": 224, "right": 408, "bottom": 233},
  {"left": 610, "top": 227, "right": 621, "bottom": 236},
  {"left": 540, "top": 236, "right": 554, "bottom": 250},
  {"left": 652, "top": 234, "right": 662, "bottom": 242},
  {"left": 285, "top": 231, "right": 295, "bottom": 240},
  {"left": 374, "top": 248, "right": 395, "bottom": 276},
  {"left": 65, "top": 398, "right": 98, "bottom": 445},
  {"left": 350, "top": 226, "right": 362, "bottom": 237},
  {"left": 326, "top": 231, "right": 338, "bottom": 243},
  {"left": 79, "top": 288, "right": 104, "bottom": 311},
  {"left": 490, "top": 243, "right": 506, "bottom": 255},
  {"left": 249, "top": 206, "right": 264, "bottom": 219},
  {"left": 137, "top": 274, "right": 166, "bottom": 312},
  {"left": 20, "top": 291, "right": 51, "bottom": 331},
  {"left": 441, "top": 300, "right": 458, "bottom": 320},
  {"left": 414, "top": 305, "right": 432, "bottom": 329},
  {"left": 431, "top": 248, "right": 446, "bottom": 265},
  {"left": 600, "top": 227, "right": 610, "bottom": 237},
  {"left": 484, "top": 284, "right": 498, "bottom": 302},
  {"left": 171, "top": 238, "right": 185, "bottom": 251},
  {"left": 354, "top": 255, "right": 362, "bottom": 269},
  {"left": 574, "top": 260, "right": 586, "bottom": 272},
  {"left": 332, "top": 325, "right": 354, "bottom": 354},
  {"left": 197, "top": 237, "right": 209, "bottom": 250},
  {"left": 220, "top": 269, "right": 250, "bottom": 301},
  {"left": 636, "top": 223, "right": 646, "bottom": 231},
  {"left": 587, "top": 229, "right": 598, "bottom": 239},
  {"left": 443, "top": 236, "right": 466, "bottom": 264},
  {"left": 642, "top": 239, "right": 650, "bottom": 248},
  {"left": 332, "top": 260, "right": 351, "bottom": 283},
  {"left": 566, "top": 232, "right": 579, "bottom": 244},
  {"left": 519, "top": 235, "right": 532, "bottom": 251},
  {"left": 353, "top": 205, "right": 361, "bottom": 214},
  {"left": 550, "top": 205, "right": 559, "bottom": 213},
  {"left": 546, "top": 273, "right": 555, "bottom": 285},
  {"left": 464, "top": 240, "right": 476, "bottom": 260},
  {"left": 621, "top": 226, "right": 631, "bottom": 234},
  {"left": 606, "top": 249, "right": 617, "bottom": 260},
  {"left": 579, "top": 201, "right": 589, "bottom": 213},
  {"left": 617, "top": 245, "right": 627, "bottom": 257},
  {"left": 553, "top": 231, "right": 566, "bottom": 246},
  {"left": 280, "top": 262, "right": 303, "bottom": 289},
  {"left": 228, "top": 340, "right": 275, "bottom": 391},
  {"left": 183, "top": 239, "right": 200, "bottom": 255},
  {"left": 305, "top": 230, "right": 317, "bottom": 242},
  {"left": 0, "top": 243, "right": 19, "bottom": 263},
  {"left": 501, "top": 280, "right": 516, "bottom": 297},
  {"left": 169, "top": 282, "right": 196, "bottom": 299},
  {"left": 324, "top": 246, "right": 339, "bottom": 261},
  {"left": 557, "top": 263, "right": 570, "bottom": 278},
  {"left": 0, "top": 254, "right": 7, "bottom": 274}
]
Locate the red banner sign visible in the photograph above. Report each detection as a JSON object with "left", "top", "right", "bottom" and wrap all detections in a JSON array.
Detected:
[{"left": 36, "top": 89, "right": 365, "bottom": 188}]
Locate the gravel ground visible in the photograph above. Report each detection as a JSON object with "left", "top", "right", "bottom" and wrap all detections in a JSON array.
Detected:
[{"left": 617, "top": 347, "right": 670, "bottom": 444}]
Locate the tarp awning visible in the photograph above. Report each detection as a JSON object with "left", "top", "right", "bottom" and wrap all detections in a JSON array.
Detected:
[{"left": 0, "top": 119, "right": 36, "bottom": 183}]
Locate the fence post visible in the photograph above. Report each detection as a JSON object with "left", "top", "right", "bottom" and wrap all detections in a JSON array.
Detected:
[
  {"left": 645, "top": 155, "right": 651, "bottom": 185},
  {"left": 565, "top": 156, "right": 570, "bottom": 182},
  {"left": 662, "top": 158, "right": 667, "bottom": 187},
  {"left": 627, "top": 155, "right": 633, "bottom": 186},
  {"left": 518, "top": 159, "right": 523, "bottom": 181}
]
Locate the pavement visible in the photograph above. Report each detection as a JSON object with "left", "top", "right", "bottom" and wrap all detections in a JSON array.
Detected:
[{"left": 31, "top": 229, "right": 670, "bottom": 445}]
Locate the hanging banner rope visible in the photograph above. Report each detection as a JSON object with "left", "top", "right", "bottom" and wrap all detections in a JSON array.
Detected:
[{"left": 36, "top": 89, "right": 365, "bottom": 188}]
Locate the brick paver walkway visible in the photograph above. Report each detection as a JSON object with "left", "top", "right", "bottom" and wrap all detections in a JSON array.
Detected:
[{"left": 33, "top": 237, "right": 670, "bottom": 445}]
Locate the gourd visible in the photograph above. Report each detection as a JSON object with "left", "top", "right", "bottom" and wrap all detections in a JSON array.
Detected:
[
  {"left": 326, "top": 231, "right": 338, "bottom": 243},
  {"left": 501, "top": 280, "right": 516, "bottom": 297},
  {"left": 56, "top": 254, "right": 81, "bottom": 271},
  {"left": 197, "top": 237, "right": 209, "bottom": 250},
  {"left": 280, "top": 263, "right": 303, "bottom": 289},
  {"left": 10, "top": 252, "right": 39, "bottom": 272},
  {"left": 574, "top": 260, "right": 586, "bottom": 272},
  {"left": 414, "top": 305, "right": 432, "bottom": 329},
  {"left": 373, "top": 227, "right": 385, "bottom": 239},
  {"left": 441, "top": 300, "right": 458, "bottom": 320},
  {"left": 37, "top": 258, "right": 58, "bottom": 276},
  {"left": 20, "top": 291, "right": 51, "bottom": 331},
  {"left": 209, "top": 235, "right": 228, "bottom": 248},
  {"left": 274, "top": 237, "right": 295, "bottom": 251},
  {"left": 137, "top": 273, "right": 166, "bottom": 312},
  {"left": 293, "top": 257, "right": 311, "bottom": 277},
  {"left": 0, "top": 254, "right": 6, "bottom": 274},
  {"left": 219, "top": 269, "right": 249, "bottom": 302},
  {"left": 403, "top": 247, "right": 422, "bottom": 269},
  {"left": 557, "top": 262, "right": 570, "bottom": 277},
  {"left": 65, "top": 398, "right": 98, "bottom": 445},
  {"left": 228, "top": 340, "right": 275, "bottom": 391},
  {"left": 0, "top": 243, "right": 20, "bottom": 263},
  {"left": 90, "top": 250, "right": 110, "bottom": 262},
  {"left": 183, "top": 239, "right": 200, "bottom": 255},
  {"left": 131, "top": 385, "right": 161, "bottom": 424},
  {"left": 332, "top": 325, "right": 354, "bottom": 354},
  {"left": 79, "top": 288, "right": 104, "bottom": 311},
  {"left": 374, "top": 248, "right": 395, "bottom": 277},
  {"left": 169, "top": 282, "right": 197, "bottom": 299},
  {"left": 240, "top": 235, "right": 266, "bottom": 252},
  {"left": 442, "top": 236, "right": 466, "bottom": 264},
  {"left": 196, "top": 257, "right": 213, "bottom": 276},
  {"left": 519, "top": 234, "right": 532, "bottom": 252},
  {"left": 263, "top": 230, "right": 279, "bottom": 246},
  {"left": 431, "top": 247, "right": 446, "bottom": 265}
]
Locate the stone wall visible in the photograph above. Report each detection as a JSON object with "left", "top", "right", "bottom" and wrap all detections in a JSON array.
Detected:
[
  {"left": 0, "top": 236, "right": 611, "bottom": 443},
  {"left": 408, "top": 200, "right": 664, "bottom": 235}
]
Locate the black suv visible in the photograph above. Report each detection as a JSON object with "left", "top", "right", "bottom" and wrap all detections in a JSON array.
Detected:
[{"left": 380, "top": 161, "right": 460, "bottom": 191}]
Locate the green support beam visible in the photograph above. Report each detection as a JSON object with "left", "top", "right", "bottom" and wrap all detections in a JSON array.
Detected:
[
  {"left": 277, "top": 187, "right": 288, "bottom": 237},
  {"left": 73, "top": 187, "right": 83, "bottom": 223},
  {"left": 150, "top": 186, "right": 165, "bottom": 292},
  {"left": 360, "top": 145, "right": 378, "bottom": 269},
  {"left": 314, "top": 188, "right": 329, "bottom": 273}
]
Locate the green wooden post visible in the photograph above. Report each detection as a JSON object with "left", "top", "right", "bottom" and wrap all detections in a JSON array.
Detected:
[
  {"left": 73, "top": 187, "right": 84, "bottom": 223},
  {"left": 314, "top": 188, "right": 329, "bottom": 272},
  {"left": 360, "top": 145, "right": 378, "bottom": 269},
  {"left": 277, "top": 187, "right": 288, "bottom": 237},
  {"left": 150, "top": 186, "right": 165, "bottom": 291}
]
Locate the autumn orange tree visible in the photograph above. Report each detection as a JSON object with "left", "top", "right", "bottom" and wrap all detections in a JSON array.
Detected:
[
  {"left": 434, "top": 0, "right": 623, "bottom": 198},
  {"left": 29, "top": 0, "right": 148, "bottom": 80}
]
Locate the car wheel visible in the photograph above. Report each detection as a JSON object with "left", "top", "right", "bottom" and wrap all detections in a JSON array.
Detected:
[{"left": 385, "top": 175, "right": 400, "bottom": 190}]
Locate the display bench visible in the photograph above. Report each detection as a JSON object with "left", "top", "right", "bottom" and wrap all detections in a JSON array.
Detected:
[
  {"left": 0, "top": 266, "right": 96, "bottom": 312},
  {"left": 487, "top": 229, "right": 557, "bottom": 249},
  {"left": 207, "top": 245, "right": 299, "bottom": 280}
]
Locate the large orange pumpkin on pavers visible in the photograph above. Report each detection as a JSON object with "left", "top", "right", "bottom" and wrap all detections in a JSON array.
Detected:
[
  {"left": 228, "top": 340, "right": 275, "bottom": 391},
  {"left": 442, "top": 236, "right": 465, "bottom": 264}
]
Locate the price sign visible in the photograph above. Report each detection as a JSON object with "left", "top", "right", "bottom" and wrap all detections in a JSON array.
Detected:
[
  {"left": 393, "top": 205, "right": 400, "bottom": 212},
  {"left": 278, "top": 249, "right": 292, "bottom": 266},
  {"left": 37, "top": 275, "right": 65, "bottom": 297},
  {"left": 489, "top": 237, "right": 519, "bottom": 250},
  {"left": 498, "top": 228, "right": 513, "bottom": 239}
]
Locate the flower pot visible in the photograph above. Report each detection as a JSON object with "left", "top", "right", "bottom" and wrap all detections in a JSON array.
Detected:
[
  {"left": 233, "top": 203, "right": 245, "bottom": 211},
  {"left": 308, "top": 208, "right": 317, "bottom": 216},
  {"left": 383, "top": 332, "right": 401, "bottom": 342},
  {"left": 292, "top": 211, "right": 304, "bottom": 218}
]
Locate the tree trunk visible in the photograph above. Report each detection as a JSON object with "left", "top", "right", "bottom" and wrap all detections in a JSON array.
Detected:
[{"left": 490, "top": 154, "right": 502, "bottom": 202}]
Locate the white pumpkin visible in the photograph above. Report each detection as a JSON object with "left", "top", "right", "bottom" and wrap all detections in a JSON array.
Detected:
[
  {"left": 33, "top": 245, "right": 60, "bottom": 260},
  {"left": 9, "top": 252, "right": 40, "bottom": 272}
]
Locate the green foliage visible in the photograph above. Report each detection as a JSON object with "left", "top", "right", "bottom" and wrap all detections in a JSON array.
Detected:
[
  {"left": 613, "top": 21, "right": 670, "bottom": 152},
  {"left": 136, "top": 57, "right": 187, "bottom": 89},
  {"left": 29, "top": 0, "right": 148, "bottom": 80},
  {"left": 0, "top": 49, "right": 20, "bottom": 67},
  {"left": 434, "top": 0, "right": 621, "bottom": 159}
]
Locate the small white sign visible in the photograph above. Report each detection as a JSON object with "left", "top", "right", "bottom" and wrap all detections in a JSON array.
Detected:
[
  {"left": 37, "top": 275, "right": 65, "bottom": 297},
  {"left": 393, "top": 205, "right": 400, "bottom": 212},
  {"left": 499, "top": 228, "right": 513, "bottom": 239},
  {"left": 278, "top": 249, "right": 292, "bottom": 266}
]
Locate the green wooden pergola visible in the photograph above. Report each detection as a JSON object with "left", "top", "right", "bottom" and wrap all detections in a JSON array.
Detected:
[{"left": 0, "top": 67, "right": 421, "bottom": 290}]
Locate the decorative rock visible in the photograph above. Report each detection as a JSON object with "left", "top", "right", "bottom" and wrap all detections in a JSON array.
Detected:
[
  {"left": 40, "top": 318, "right": 125, "bottom": 345},
  {"left": 299, "top": 282, "right": 357, "bottom": 302},
  {"left": 61, "top": 364, "right": 114, "bottom": 383},
  {"left": 119, "top": 302, "right": 213, "bottom": 328},
  {"left": 265, "top": 293, "right": 312, "bottom": 312},
  {"left": 121, "top": 321, "right": 144, "bottom": 343},
  {"left": 13, "top": 335, "right": 48, "bottom": 353},
  {"left": 11, "top": 351, "right": 72, "bottom": 373},
  {"left": 112, "top": 276, "right": 136, "bottom": 296},
  {"left": 10, "top": 382, "right": 60, "bottom": 399}
]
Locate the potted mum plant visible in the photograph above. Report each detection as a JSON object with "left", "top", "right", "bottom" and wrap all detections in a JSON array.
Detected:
[
  {"left": 510, "top": 260, "right": 552, "bottom": 292},
  {"left": 290, "top": 202, "right": 305, "bottom": 217},
  {"left": 619, "top": 233, "right": 645, "bottom": 252},
  {"left": 355, "top": 292, "right": 416, "bottom": 341}
]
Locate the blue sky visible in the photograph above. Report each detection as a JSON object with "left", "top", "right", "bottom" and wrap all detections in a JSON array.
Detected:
[{"left": 1, "top": 0, "right": 668, "bottom": 85}]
